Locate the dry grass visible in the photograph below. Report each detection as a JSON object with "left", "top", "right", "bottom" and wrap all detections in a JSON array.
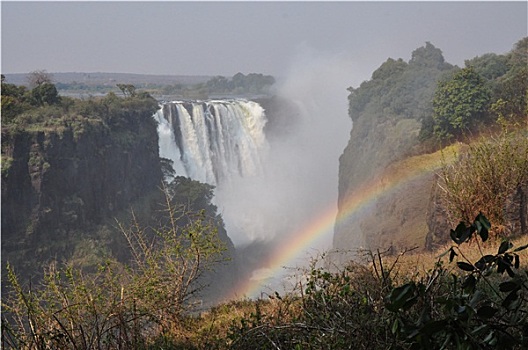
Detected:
[{"left": 377, "top": 233, "right": 528, "bottom": 286}]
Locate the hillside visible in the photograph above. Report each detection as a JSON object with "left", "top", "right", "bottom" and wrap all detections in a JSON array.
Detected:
[{"left": 334, "top": 39, "right": 527, "bottom": 260}]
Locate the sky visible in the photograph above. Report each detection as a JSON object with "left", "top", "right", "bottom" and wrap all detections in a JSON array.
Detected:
[{"left": 1, "top": 1, "right": 526, "bottom": 87}]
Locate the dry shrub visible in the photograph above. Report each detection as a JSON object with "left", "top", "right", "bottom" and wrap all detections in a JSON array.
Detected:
[{"left": 439, "top": 128, "right": 528, "bottom": 237}]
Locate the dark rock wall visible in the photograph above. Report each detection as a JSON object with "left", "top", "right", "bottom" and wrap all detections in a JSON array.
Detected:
[{"left": 1, "top": 116, "right": 163, "bottom": 273}]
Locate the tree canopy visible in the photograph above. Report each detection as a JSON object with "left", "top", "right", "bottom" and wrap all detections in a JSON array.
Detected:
[{"left": 432, "top": 66, "right": 491, "bottom": 139}]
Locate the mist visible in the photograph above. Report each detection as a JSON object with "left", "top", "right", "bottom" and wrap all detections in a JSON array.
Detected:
[{"left": 214, "top": 47, "right": 356, "bottom": 287}]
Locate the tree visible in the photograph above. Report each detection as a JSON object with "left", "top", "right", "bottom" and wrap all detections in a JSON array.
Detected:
[
  {"left": 432, "top": 66, "right": 491, "bottom": 139},
  {"left": 1, "top": 77, "right": 29, "bottom": 121},
  {"left": 492, "top": 37, "right": 528, "bottom": 120},
  {"left": 31, "top": 82, "right": 60, "bottom": 106},
  {"left": 465, "top": 53, "right": 509, "bottom": 81},
  {"left": 410, "top": 41, "right": 447, "bottom": 69},
  {"left": 27, "top": 69, "right": 53, "bottom": 88},
  {"left": 116, "top": 83, "right": 137, "bottom": 97},
  {"left": 206, "top": 76, "right": 230, "bottom": 93}
]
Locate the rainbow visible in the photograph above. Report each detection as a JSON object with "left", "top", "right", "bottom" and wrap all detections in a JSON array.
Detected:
[{"left": 225, "top": 149, "right": 456, "bottom": 300}]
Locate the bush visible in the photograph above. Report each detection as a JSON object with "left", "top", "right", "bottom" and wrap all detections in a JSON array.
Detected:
[
  {"left": 1, "top": 191, "right": 227, "bottom": 349},
  {"left": 388, "top": 213, "right": 528, "bottom": 349},
  {"left": 439, "top": 129, "right": 528, "bottom": 236}
]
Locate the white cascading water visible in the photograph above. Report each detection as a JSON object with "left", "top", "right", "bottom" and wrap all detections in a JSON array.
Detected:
[{"left": 154, "top": 100, "right": 269, "bottom": 186}]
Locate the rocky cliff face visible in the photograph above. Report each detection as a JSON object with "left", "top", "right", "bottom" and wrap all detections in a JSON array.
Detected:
[
  {"left": 334, "top": 42, "right": 528, "bottom": 258},
  {"left": 1, "top": 102, "right": 164, "bottom": 276},
  {"left": 334, "top": 43, "right": 455, "bottom": 258}
]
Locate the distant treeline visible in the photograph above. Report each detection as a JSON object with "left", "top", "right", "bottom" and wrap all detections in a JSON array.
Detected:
[
  {"left": 159, "top": 72, "right": 275, "bottom": 99},
  {"left": 2, "top": 71, "right": 276, "bottom": 100}
]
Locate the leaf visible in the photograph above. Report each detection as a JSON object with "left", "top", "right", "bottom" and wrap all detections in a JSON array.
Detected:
[
  {"left": 475, "top": 212, "right": 491, "bottom": 230},
  {"left": 392, "top": 318, "right": 400, "bottom": 334},
  {"left": 514, "top": 254, "right": 519, "bottom": 269},
  {"left": 497, "top": 259, "right": 507, "bottom": 274},
  {"left": 475, "top": 255, "right": 495, "bottom": 270},
  {"left": 449, "top": 248, "right": 458, "bottom": 262},
  {"left": 453, "top": 222, "right": 474, "bottom": 244},
  {"left": 483, "top": 330, "right": 496, "bottom": 344},
  {"left": 505, "top": 265, "right": 516, "bottom": 278},
  {"left": 462, "top": 275, "right": 476, "bottom": 292},
  {"left": 420, "top": 320, "right": 448, "bottom": 335},
  {"left": 478, "top": 225, "right": 489, "bottom": 242},
  {"left": 450, "top": 229, "right": 458, "bottom": 244},
  {"left": 498, "top": 241, "right": 512, "bottom": 254},
  {"left": 457, "top": 261, "right": 475, "bottom": 271},
  {"left": 387, "top": 283, "right": 417, "bottom": 312},
  {"left": 469, "top": 290, "right": 484, "bottom": 308},
  {"left": 474, "top": 212, "right": 490, "bottom": 242},
  {"left": 499, "top": 281, "right": 520, "bottom": 292},
  {"left": 501, "top": 290, "right": 519, "bottom": 310},
  {"left": 477, "top": 305, "right": 498, "bottom": 319},
  {"left": 513, "top": 243, "right": 528, "bottom": 252}
]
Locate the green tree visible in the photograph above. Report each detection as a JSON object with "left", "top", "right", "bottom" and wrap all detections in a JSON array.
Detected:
[
  {"left": 31, "top": 82, "right": 60, "bottom": 106},
  {"left": 432, "top": 66, "right": 491, "bottom": 139},
  {"left": 409, "top": 41, "right": 447, "bottom": 69},
  {"left": 465, "top": 53, "right": 509, "bottom": 81},
  {"left": 116, "top": 83, "right": 137, "bottom": 97},
  {"left": 1, "top": 76, "right": 30, "bottom": 122},
  {"left": 206, "top": 76, "right": 230, "bottom": 93},
  {"left": 492, "top": 38, "right": 528, "bottom": 120}
]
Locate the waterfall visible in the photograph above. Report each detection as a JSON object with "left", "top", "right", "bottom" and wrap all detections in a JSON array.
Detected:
[{"left": 154, "top": 100, "right": 269, "bottom": 186}]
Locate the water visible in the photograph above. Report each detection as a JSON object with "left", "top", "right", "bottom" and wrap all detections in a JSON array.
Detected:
[{"left": 155, "top": 100, "right": 269, "bottom": 186}]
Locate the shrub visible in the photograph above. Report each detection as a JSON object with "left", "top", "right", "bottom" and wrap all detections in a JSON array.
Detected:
[
  {"left": 439, "top": 129, "right": 528, "bottom": 236},
  {"left": 388, "top": 213, "right": 528, "bottom": 349},
  {"left": 1, "top": 190, "right": 227, "bottom": 349}
]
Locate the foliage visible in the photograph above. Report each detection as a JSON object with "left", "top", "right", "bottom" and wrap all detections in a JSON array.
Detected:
[
  {"left": 432, "top": 66, "right": 491, "bottom": 140},
  {"left": 227, "top": 213, "right": 528, "bottom": 349},
  {"left": 1, "top": 190, "right": 227, "bottom": 349},
  {"left": 387, "top": 213, "right": 528, "bottom": 349},
  {"left": 166, "top": 176, "right": 217, "bottom": 216},
  {"left": 1, "top": 76, "right": 31, "bottom": 122},
  {"left": 410, "top": 41, "right": 448, "bottom": 69},
  {"left": 430, "top": 37, "right": 527, "bottom": 142},
  {"left": 465, "top": 53, "right": 509, "bottom": 81},
  {"left": 116, "top": 83, "right": 137, "bottom": 97},
  {"left": 228, "top": 250, "right": 406, "bottom": 349},
  {"left": 30, "top": 82, "right": 60, "bottom": 106},
  {"left": 205, "top": 73, "right": 275, "bottom": 96},
  {"left": 347, "top": 42, "right": 454, "bottom": 123},
  {"left": 439, "top": 129, "right": 528, "bottom": 235}
]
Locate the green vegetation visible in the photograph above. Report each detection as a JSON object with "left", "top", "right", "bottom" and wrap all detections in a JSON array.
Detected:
[
  {"left": 432, "top": 66, "right": 491, "bottom": 140},
  {"left": 347, "top": 41, "right": 454, "bottom": 124},
  {"left": 439, "top": 128, "right": 528, "bottom": 234},
  {"left": 2, "top": 191, "right": 227, "bottom": 349},
  {"left": 1, "top": 75, "right": 159, "bottom": 140},
  {"left": 4, "top": 212, "right": 527, "bottom": 349},
  {"left": 36, "top": 71, "right": 275, "bottom": 99},
  {"left": 387, "top": 213, "right": 528, "bottom": 349},
  {"left": 345, "top": 37, "right": 526, "bottom": 145},
  {"left": 160, "top": 72, "right": 275, "bottom": 99},
  {"left": 3, "top": 115, "right": 527, "bottom": 348},
  {"left": 429, "top": 37, "right": 527, "bottom": 142}
]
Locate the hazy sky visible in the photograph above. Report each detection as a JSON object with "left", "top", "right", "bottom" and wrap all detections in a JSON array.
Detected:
[{"left": 2, "top": 1, "right": 527, "bottom": 85}]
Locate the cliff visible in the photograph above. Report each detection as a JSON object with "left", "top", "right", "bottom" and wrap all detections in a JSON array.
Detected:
[
  {"left": 334, "top": 40, "right": 528, "bottom": 259},
  {"left": 1, "top": 96, "right": 164, "bottom": 276},
  {"left": 334, "top": 43, "right": 454, "bottom": 257}
]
